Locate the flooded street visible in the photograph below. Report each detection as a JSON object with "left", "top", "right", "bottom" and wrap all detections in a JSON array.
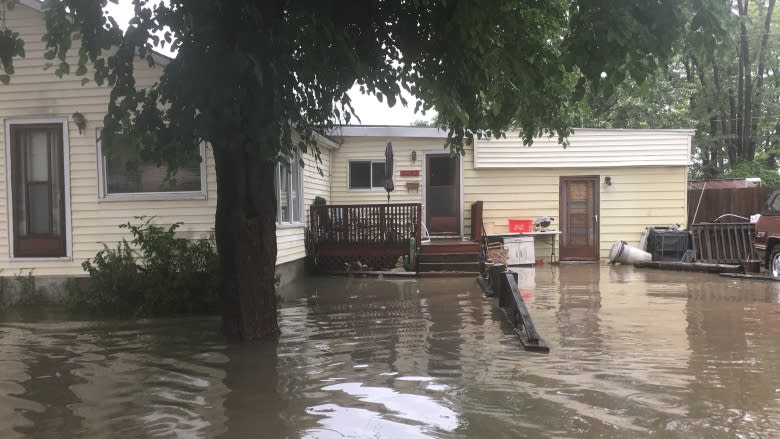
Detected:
[{"left": 1, "top": 265, "right": 779, "bottom": 438}]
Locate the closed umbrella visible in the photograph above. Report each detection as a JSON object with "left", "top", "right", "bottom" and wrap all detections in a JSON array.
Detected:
[{"left": 384, "top": 141, "right": 394, "bottom": 204}]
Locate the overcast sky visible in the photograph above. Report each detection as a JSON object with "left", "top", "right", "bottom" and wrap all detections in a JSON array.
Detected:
[{"left": 104, "top": 2, "right": 431, "bottom": 126}]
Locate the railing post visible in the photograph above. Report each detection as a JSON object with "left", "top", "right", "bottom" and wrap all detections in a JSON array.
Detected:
[
  {"left": 415, "top": 203, "right": 422, "bottom": 244},
  {"left": 380, "top": 204, "right": 386, "bottom": 243}
]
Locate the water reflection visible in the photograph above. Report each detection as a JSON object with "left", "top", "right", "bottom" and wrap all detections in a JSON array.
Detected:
[{"left": 0, "top": 268, "right": 777, "bottom": 438}]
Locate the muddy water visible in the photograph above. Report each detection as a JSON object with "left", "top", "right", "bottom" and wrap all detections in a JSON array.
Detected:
[{"left": 0, "top": 265, "right": 779, "bottom": 438}]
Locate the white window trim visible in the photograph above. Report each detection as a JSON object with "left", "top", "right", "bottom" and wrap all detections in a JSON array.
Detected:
[
  {"left": 96, "top": 128, "right": 208, "bottom": 202},
  {"left": 275, "top": 158, "right": 305, "bottom": 226},
  {"left": 4, "top": 117, "right": 74, "bottom": 261},
  {"left": 347, "top": 159, "right": 386, "bottom": 191}
]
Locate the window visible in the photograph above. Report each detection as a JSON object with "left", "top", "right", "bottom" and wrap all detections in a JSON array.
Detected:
[
  {"left": 349, "top": 160, "right": 385, "bottom": 189},
  {"left": 275, "top": 159, "right": 303, "bottom": 224},
  {"left": 97, "top": 131, "right": 206, "bottom": 200}
]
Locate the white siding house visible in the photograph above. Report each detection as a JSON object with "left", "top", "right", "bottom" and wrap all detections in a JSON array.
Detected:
[
  {"left": 2, "top": 1, "right": 693, "bottom": 285},
  {"left": 332, "top": 126, "right": 692, "bottom": 262},
  {"left": 0, "top": 1, "right": 333, "bottom": 283}
]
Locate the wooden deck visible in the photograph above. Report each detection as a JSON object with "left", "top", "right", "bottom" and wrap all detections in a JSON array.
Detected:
[{"left": 309, "top": 203, "right": 421, "bottom": 270}]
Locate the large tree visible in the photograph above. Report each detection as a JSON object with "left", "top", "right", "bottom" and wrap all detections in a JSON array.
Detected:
[{"left": 0, "top": 0, "right": 724, "bottom": 339}]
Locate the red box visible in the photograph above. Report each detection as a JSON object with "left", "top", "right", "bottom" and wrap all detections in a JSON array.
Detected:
[{"left": 508, "top": 218, "right": 533, "bottom": 233}]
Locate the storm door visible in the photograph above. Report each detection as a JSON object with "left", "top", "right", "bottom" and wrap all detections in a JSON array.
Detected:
[
  {"left": 10, "top": 124, "right": 67, "bottom": 257},
  {"left": 559, "top": 176, "right": 599, "bottom": 261},
  {"left": 425, "top": 153, "right": 460, "bottom": 235}
]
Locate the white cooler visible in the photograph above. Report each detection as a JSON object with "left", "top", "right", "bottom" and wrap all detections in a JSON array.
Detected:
[{"left": 504, "top": 236, "right": 535, "bottom": 266}]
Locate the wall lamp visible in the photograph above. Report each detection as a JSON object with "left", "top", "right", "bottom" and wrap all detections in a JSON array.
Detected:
[
  {"left": 604, "top": 176, "right": 614, "bottom": 186},
  {"left": 411, "top": 150, "right": 417, "bottom": 162},
  {"left": 72, "top": 112, "right": 87, "bottom": 134}
]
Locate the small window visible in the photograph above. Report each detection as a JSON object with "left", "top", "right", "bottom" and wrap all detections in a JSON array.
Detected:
[
  {"left": 768, "top": 190, "right": 780, "bottom": 213},
  {"left": 275, "top": 158, "right": 304, "bottom": 224},
  {"left": 97, "top": 131, "right": 206, "bottom": 200},
  {"left": 349, "top": 160, "right": 385, "bottom": 189}
]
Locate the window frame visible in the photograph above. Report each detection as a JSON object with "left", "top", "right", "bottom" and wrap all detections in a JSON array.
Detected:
[
  {"left": 275, "top": 157, "right": 305, "bottom": 227},
  {"left": 96, "top": 129, "right": 208, "bottom": 202},
  {"left": 348, "top": 160, "right": 386, "bottom": 190}
]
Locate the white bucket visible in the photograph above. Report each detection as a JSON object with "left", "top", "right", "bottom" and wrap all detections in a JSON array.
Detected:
[{"left": 609, "top": 240, "right": 652, "bottom": 265}]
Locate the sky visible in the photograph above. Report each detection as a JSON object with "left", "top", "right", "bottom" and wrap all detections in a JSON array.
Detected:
[{"left": 104, "top": 2, "right": 431, "bottom": 126}]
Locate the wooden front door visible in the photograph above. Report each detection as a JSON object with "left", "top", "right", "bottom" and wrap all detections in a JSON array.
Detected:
[
  {"left": 425, "top": 153, "right": 460, "bottom": 235},
  {"left": 10, "top": 124, "right": 67, "bottom": 257},
  {"left": 559, "top": 176, "right": 599, "bottom": 261}
]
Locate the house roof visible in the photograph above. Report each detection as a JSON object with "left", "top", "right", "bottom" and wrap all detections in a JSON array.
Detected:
[{"left": 333, "top": 125, "right": 695, "bottom": 139}]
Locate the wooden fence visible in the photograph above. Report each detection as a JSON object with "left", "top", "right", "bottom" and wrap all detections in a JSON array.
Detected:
[{"left": 688, "top": 187, "right": 773, "bottom": 224}]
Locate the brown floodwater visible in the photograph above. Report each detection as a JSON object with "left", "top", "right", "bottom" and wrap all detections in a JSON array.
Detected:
[{"left": 0, "top": 265, "right": 779, "bottom": 438}]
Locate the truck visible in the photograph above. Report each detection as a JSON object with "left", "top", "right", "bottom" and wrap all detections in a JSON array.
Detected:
[{"left": 754, "top": 189, "right": 780, "bottom": 277}]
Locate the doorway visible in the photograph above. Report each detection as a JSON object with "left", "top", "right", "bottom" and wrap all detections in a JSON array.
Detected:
[
  {"left": 9, "top": 123, "right": 68, "bottom": 258},
  {"left": 425, "top": 153, "right": 460, "bottom": 236},
  {"left": 559, "top": 176, "right": 599, "bottom": 261}
]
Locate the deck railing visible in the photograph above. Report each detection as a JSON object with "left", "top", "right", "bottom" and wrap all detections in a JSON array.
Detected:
[{"left": 309, "top": 203, "right": 422, "bottom": 247}]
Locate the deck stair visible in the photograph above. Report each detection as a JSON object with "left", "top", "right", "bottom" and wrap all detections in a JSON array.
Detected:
[{"left": 418, "top": 240, "right": 482, "bottom": 273}]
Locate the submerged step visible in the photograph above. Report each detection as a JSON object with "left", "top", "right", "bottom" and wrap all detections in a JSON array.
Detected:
[
  {"left": 417, "top": 252, "right": 481, "bottom": 263},
  {"left": 418, "top": 261, "right": 482, "bottom": 272},
  {"left": 420, "top": 243, "right": 481, "bottom": 255}
]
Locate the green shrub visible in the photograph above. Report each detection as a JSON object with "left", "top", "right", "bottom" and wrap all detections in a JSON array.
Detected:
[{"left": 68, "top": 217, "right": 220, "bottom": 317}]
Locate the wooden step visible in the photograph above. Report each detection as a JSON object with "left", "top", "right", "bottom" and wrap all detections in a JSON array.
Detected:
[
  {"left": 420, "top": 241, "right": 481, "bottom": 254},
  {"left": 418, "top": 261, "right": 482, "bottom": 272},
  {"left": 418, "top": 252, "right": 481, "bottom": 263}
]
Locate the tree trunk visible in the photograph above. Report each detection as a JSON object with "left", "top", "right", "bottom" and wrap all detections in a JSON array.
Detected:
[
  {"left": 213, "top": 144, "right": 280, "bottom": 340},
  {"left": 751, "top": 0, "right": 776, "bottom": 160}
]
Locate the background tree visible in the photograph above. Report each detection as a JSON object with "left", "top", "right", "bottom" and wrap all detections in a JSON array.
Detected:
[
  {"left": 573, "top": 0, "right": 780, "bottom": 185},
  {"left": 0, "top": 0, "right": 726, "bottom": 340}
]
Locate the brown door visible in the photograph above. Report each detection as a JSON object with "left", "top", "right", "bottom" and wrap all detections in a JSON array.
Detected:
[
  {"left": 559, "top": 176, "right": 599, "bottom": 261},
  {"left": 425, "top": 153, "right": 460, "bottom": 235},
  {"left": 10, "top": 124, "right": 67, "bottom": 258}
]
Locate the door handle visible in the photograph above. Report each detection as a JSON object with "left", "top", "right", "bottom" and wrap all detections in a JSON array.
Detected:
[{"left": 594, "top": 214, "right": 599, "bottom": 223}]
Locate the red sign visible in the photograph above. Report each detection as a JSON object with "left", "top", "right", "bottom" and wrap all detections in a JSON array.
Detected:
[{"left": 400, "top": 170, "right": 420, "bottom": 177}]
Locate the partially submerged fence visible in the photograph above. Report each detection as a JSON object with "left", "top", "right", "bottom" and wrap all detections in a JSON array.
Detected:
[{"left": 688, "top": 187, "right": 773, "bottom": 224}]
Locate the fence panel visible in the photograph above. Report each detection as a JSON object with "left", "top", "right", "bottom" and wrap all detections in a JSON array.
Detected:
[{"left": 688, "top": 187, "right": 773, "bottom": 224}]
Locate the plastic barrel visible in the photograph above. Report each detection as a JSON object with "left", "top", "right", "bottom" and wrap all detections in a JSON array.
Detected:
[{"left": 609, "top": 240, "right": 652, "bottom": 265}]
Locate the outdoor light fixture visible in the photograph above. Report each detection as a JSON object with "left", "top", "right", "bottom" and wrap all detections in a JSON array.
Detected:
[
  {"left": 411, "top": 150, "right": 417, "bottom": 162},
  {"left": 604, "top": 176, "right": 613, "bottom": 186},
  {"left": 72, "top": 112, "right": 86, "bottom": 134}
]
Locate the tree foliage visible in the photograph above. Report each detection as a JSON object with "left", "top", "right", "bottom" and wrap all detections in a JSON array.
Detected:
[
  {"left": 0, "top": 0, "right": 726, "bottom": 338},
  {"left": 574, "top": 0, "right": 780, "bottom": 185}
]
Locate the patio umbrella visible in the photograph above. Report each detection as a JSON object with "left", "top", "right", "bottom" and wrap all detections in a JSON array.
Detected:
[{"left": 384, "top": 141, "right": 394, "bottom": 204}]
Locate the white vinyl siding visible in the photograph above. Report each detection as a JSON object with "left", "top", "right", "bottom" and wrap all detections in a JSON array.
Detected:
[
  {"left": 0, "top": 3, "right": 332, "bottom": 274},
  {"left": 332, "top": 133, "right": 689, "bottom": 263},
  {"left": 330, "top": 137, "right": 439, "bottom": 205},
  {"left": 462, "top": 146, "right": 688, "bottom": 261},
  {"left": 276, "top": 149, "right": 332, "bottom": 265},
  {"left": 473, "top": 129, "right": 693, "bottom": 168}
]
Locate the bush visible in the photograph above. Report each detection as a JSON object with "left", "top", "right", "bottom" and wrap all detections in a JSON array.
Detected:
[{"left": 68, "top": 217, "right": 220, "bottom": 317}]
